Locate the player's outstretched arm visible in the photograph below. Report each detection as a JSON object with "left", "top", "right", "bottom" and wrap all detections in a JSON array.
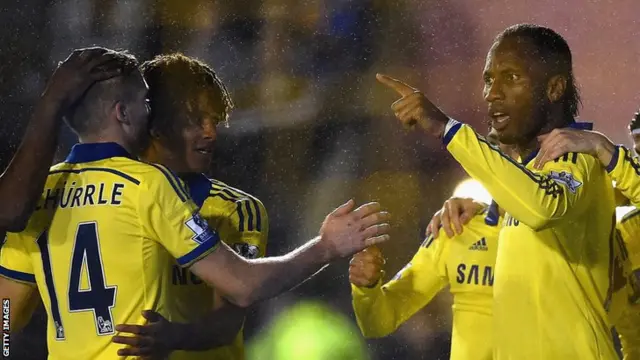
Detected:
[
  {"left": 190, "top": 200, "right": 391, "bottom": 308},
  {"left": 0, "top": 48, "right": 123, "bottom": 232},
  {"left": 377, "top": 74, "right": 596, "bottom": 230},
  {"left": 351, "top": 234, "right": 448, "bottom": 338}
]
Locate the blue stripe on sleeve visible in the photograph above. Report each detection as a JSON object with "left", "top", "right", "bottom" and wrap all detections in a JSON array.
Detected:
[
  {"left": 0, "top": 266, "right": 36, "bottom": 283},
  {"left": 176, "top": 231, "right": 221, "bottom": 267},
  {"left": 442, "top": 120, "right": 463, "bottom": 146}
]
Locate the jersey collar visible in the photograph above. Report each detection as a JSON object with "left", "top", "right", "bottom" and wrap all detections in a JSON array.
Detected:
[
  {"left": 65, "top": 142, "right": 135, "bottom": 164},
  {"left": 484, "top": 200, "right": 500, "bottom": 226},
  {"left": 182, "top": 173, "right": 210, "bottom": 208},
  {"left": 520, "top": 121, "right": 594, "bottom": 166}
]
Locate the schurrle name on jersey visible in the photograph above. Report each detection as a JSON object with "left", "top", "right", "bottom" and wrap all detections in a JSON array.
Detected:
[
  {"left": 36, "top": 182, "right": 126, "bottom": 210},
  {"left": 456, "top": 263, "right": 494, "bottom": 286}
]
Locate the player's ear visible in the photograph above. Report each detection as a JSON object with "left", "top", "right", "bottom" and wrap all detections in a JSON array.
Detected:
[
  {"left": 115, "top": 102, "right": 128, "bottom": 124},
  {"left": 149, "top": 127, "right": 161, "bottom": 139},
  {"left": 546, "top": 75, "right": 566, "bottom": 103}
]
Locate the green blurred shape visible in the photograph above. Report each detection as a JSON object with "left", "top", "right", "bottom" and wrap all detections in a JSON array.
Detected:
[{"left": 247, "top": 301, "right": 369, "bottom": 360}]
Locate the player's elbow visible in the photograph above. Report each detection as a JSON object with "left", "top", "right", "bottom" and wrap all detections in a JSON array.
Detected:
[{"left": 224, "top": 287, "right": 256, "bottom": 308}]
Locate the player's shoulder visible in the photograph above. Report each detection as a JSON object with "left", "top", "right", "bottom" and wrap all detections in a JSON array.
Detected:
[
  {"left": 186, "top": 175, "right": 265, "bottom": 210},
  {"left": 100, "top": 161, "right": 191, "bottom": 206},
  {"left": 545, "top": 151, "right": 599, "bottom": 169}
]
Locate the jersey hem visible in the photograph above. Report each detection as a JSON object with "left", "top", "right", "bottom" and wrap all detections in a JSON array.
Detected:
[{"left": 0, "top": 265, "right": 36, "bottom": 283}]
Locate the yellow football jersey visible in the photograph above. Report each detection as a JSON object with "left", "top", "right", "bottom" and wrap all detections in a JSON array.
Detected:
[
  {"left": 0, "top": 143, "right": 220, "bottom": 360},
  {"left": 168, "top": 174, "right": 268, "bottom": 360},
  {"left": 614, "top": 207, "right": 640, "bottom": 360},
  {"left": 444, "top": 121, "right": 619, "bottom": 360},
  {"left": 607, "top": 146, "right": 640, "bottom": 205},
  {"left": 352, "top": 204, "right": 501, "bottom": 360}
]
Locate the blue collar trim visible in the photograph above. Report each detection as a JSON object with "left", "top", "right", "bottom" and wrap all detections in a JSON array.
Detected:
[
  {"left": 182, "top": 173, "right": 211, "bottom": 208},
  {"left": 65, "top": 143, "right": 135, "bottom": 164}
]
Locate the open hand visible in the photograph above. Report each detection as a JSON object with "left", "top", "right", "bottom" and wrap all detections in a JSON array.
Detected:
[
  {"left": 319, "top": 200, "right": 391, "bottom": 260},
  {"left": 113, "top": 310, "right": 175, "bottom": 359},
  {"left": 43, "top": 47, "right": 124, "bottom": 111},
  {"left": 426, "top": 197, "right": 486, "bottom": 238},
  {"left": 534, "top": 128, "right": 616, "bottom": 170}
]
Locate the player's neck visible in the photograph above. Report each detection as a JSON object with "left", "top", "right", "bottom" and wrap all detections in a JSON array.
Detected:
[
  {"left": 516, "top": 110, "right": 571, "bottom": 160},
  {"left": 78, "top": 134, "right": 135, "bottom": 155}
]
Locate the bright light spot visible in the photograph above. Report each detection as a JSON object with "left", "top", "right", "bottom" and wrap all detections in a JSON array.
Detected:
[
  {"left": 616, "top": 206, "right": 635, "bottom": 222},
  {"left": 453, "top": 178, "right": 492, "bottom": 204}
]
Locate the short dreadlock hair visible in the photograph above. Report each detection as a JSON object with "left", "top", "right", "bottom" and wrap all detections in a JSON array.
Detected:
[
  {"left": 140, "top": 53, "right": 233, "bottom": 137},
  {"left": 66, "top": 48, "right": 140, "bottom": 135},
  {"left": 495, "top": 24, "right": 582, "bottom": 122}
]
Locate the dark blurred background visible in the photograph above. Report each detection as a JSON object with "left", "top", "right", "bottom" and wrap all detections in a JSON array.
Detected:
[{"left": 1, "top": 0, "right": 639, "bottom": 359}]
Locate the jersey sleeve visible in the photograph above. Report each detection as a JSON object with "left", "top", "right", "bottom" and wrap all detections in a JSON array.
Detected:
[
  {"left": 223, "top": 197, "right": 269, "bottom": 258},
  {"left": 618, "top": 210, "right": 640, "bottom": 271},
  {"left": 351, "top": 230, "right": 449, "bottom": 338},
  {"left": 0, "top": 232, "right": 36, "bottom": 284},
  {"left": 607, "top": 146, "right": 640, "bottom": 206},
  {"left": 139, "top": 164, "right": 221, "bottom": 268},
  {"left": 444, "top": 121, "right": 597, "bottom": 230}
]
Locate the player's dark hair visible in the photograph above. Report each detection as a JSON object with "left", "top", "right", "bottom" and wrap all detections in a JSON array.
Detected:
[
  {"left": 140, "top": 53, "right": 233, "bottom": 137},
  {"left": 65, "top": 48, "right": 140, "bottom": 135},
  {"left": 630, "top": 110, "right": 640, "bottom": 133},
  {"left": 496, "top": 24, "right": 581, "bottom": 122}
]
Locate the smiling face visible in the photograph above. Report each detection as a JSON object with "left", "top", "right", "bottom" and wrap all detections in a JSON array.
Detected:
[
  {"left": 482, "top": 36, "right": 551, "bottom": 146},
  {"left": 177, "top": 89, "right": 225, "bottom": 173},
  {"left": 148, "top": 88, "right": 226, "bottom": 174}
]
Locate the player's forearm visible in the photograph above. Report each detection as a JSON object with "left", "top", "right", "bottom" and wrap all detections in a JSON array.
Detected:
[
  {"left": 444, "top": 121, "right": 572, "bottom": 229},
  {"left": 237, "top": 237, "right": 329, "bottom": 306},
  {"left": 170, "top": 303, "right": 245, "bottom": 351},
  {"left": 198, "top": 237, "right": 331, "bottom": 308},
  {"left": 0, "top": 98, "right": 63, "bottom": 231}
]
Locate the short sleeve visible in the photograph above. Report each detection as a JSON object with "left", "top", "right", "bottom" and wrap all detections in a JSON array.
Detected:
[
  {"left": 0, "top": 232, "right": 36, "bottom": 284},
  {"left": 139, "top": 164, "right": 221, "bottom": 267}
]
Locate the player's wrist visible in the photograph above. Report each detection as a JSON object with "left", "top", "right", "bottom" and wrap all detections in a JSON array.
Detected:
[
  {"left": 594, "top": 137, "right": 616, "bottom": 168},
  {"left": 35, "top": 95, "right": 65, "bottom": 117},
  {"left": 421, "top": 111, "right": 449, "bottom": 138},
  {"left": 312, "top": 236, "right": 334, "bottom": 263},
  {"left": 166, "top": 322, "right": 190, "bottom": 351}
]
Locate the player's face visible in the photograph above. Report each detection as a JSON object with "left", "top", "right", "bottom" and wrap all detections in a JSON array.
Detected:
[
  {"left": 632, "top": 133, "right": 640, "bottom": 155},
  {"left": 176, "top": 90, "right": 224, "bottom": 173},
  {"left": 483, "top": 37, "right": 549, "bottom": 146}
]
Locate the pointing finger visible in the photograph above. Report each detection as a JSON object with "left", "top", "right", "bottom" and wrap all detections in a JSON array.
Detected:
[{"left": 376, "top": 73, "right": 417, "bottom": 97}]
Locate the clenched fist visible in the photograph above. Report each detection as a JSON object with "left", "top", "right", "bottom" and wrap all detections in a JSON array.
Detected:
[{"left": 349, "top": 246, "right": 385, "bottom": 288}]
